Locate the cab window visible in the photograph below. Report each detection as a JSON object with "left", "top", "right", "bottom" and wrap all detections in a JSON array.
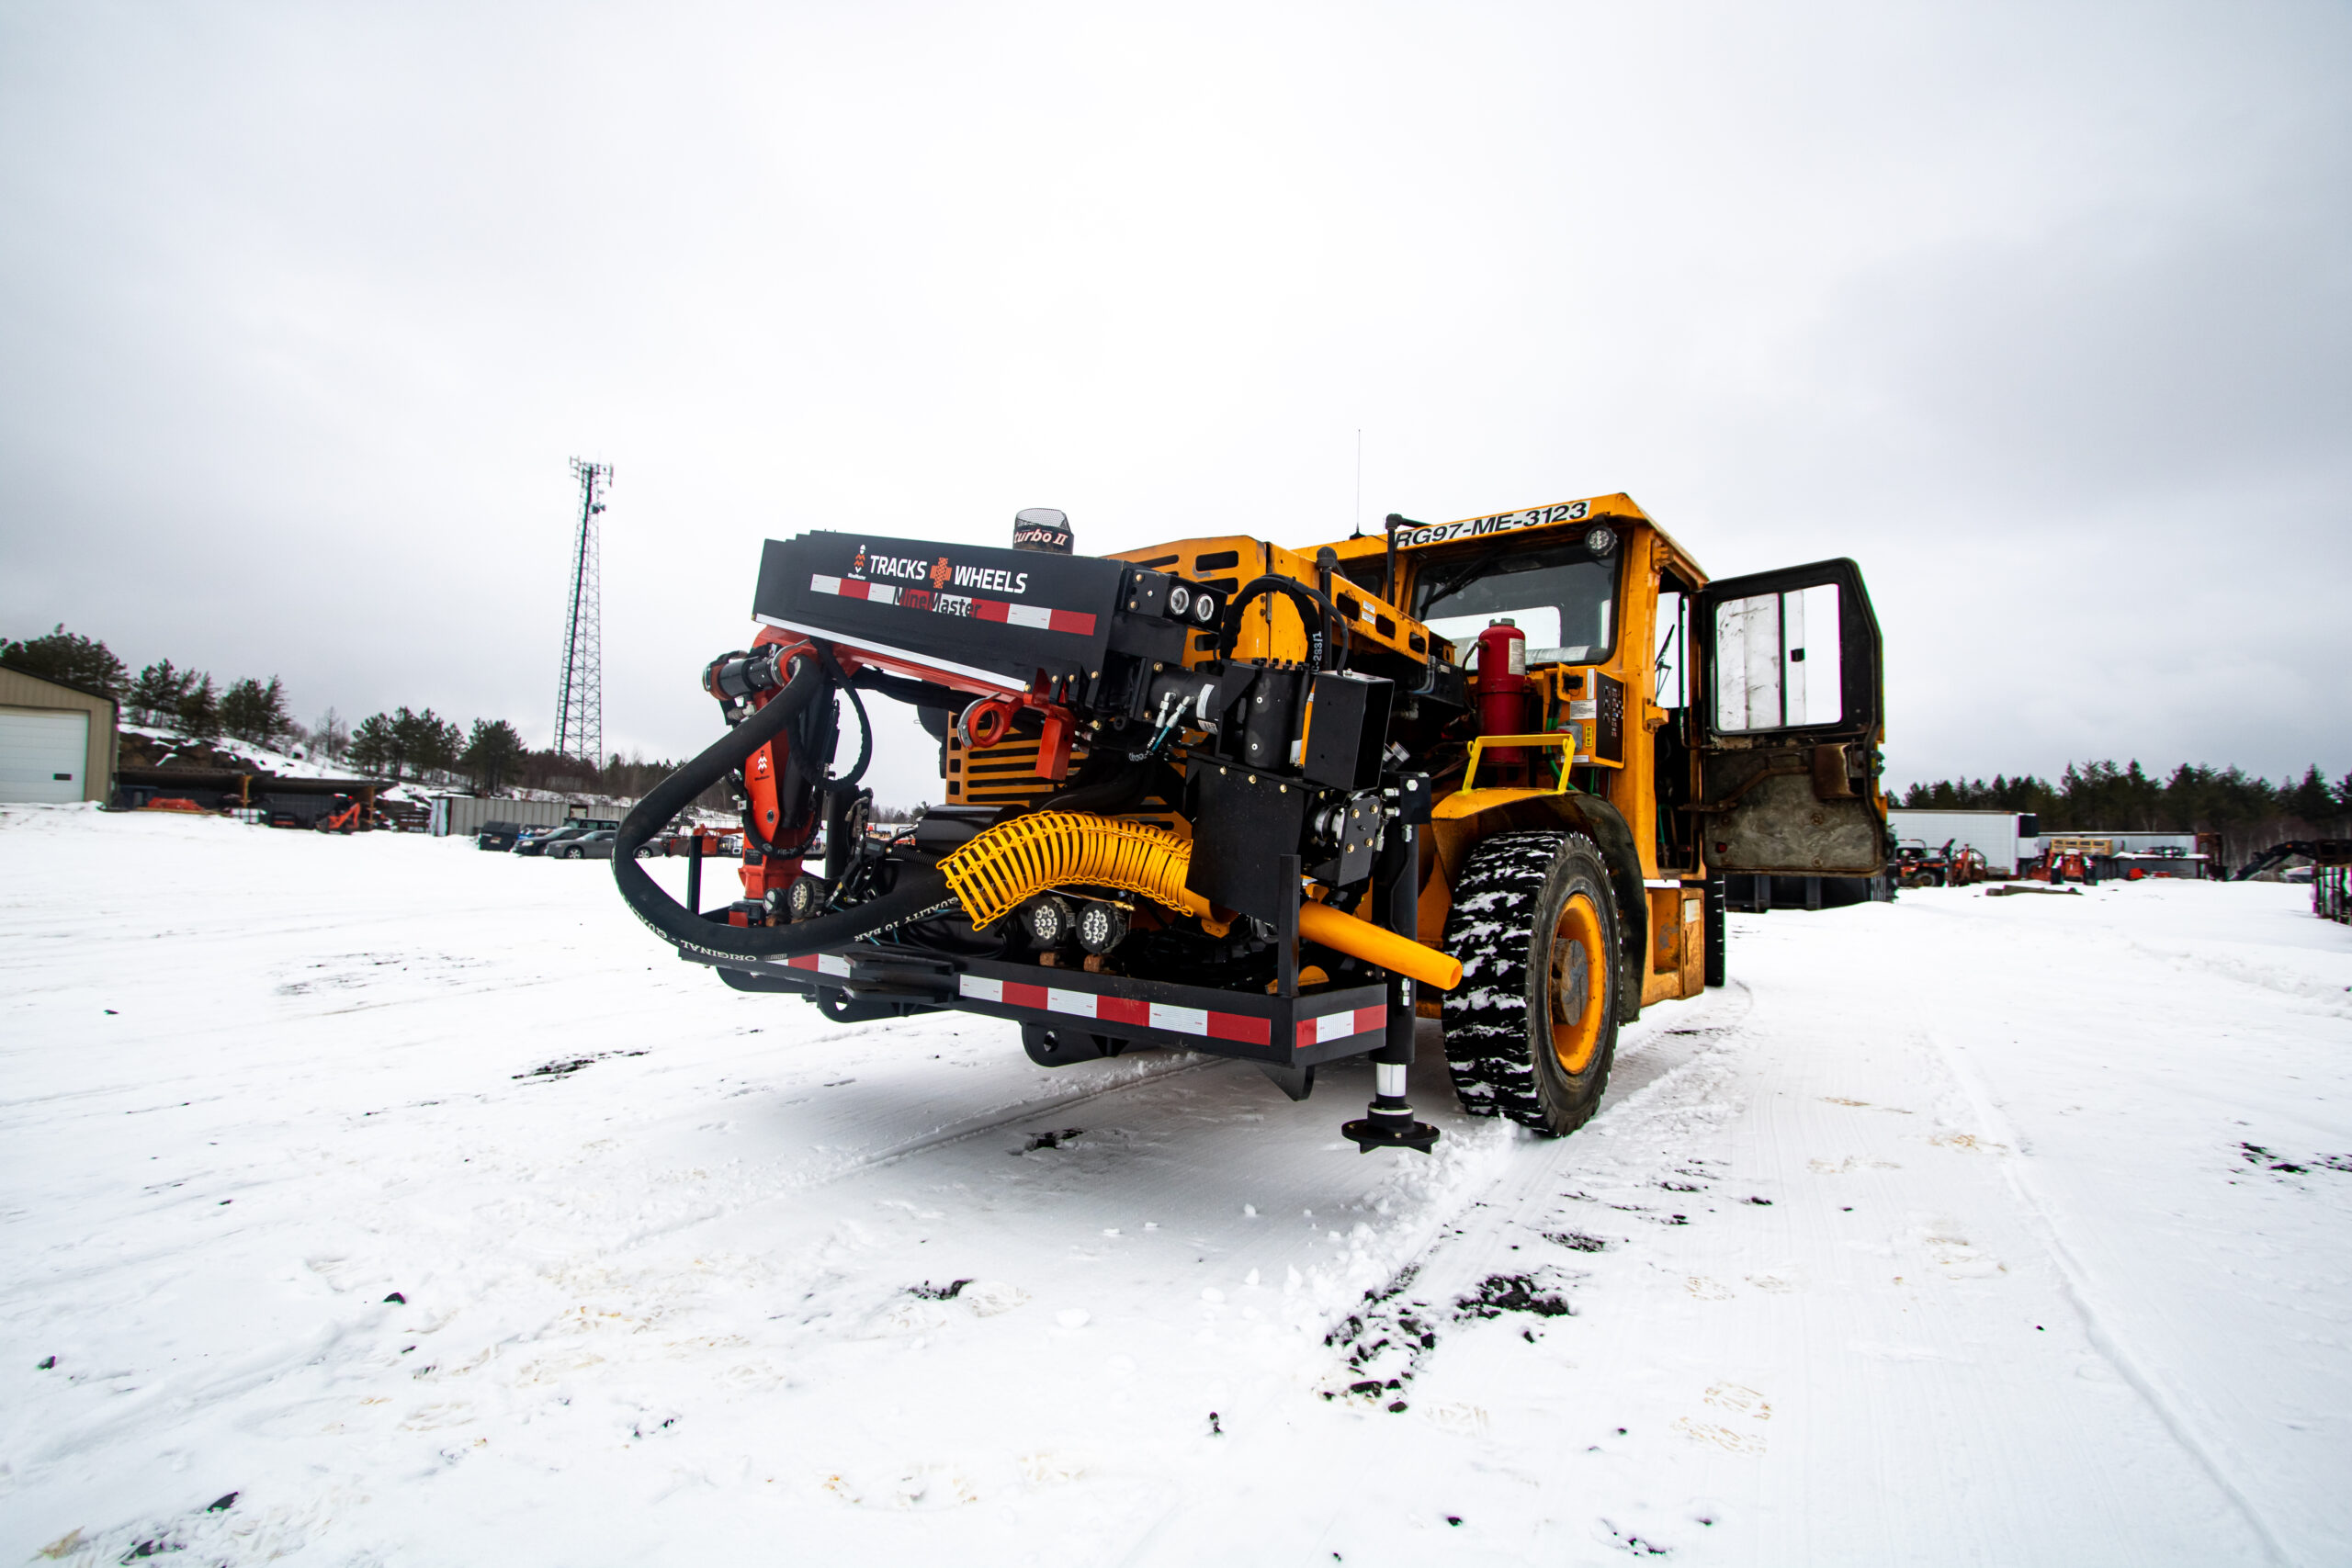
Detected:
[{"left": 1413, "top": 542, "right": 1618, "bottom": 662}]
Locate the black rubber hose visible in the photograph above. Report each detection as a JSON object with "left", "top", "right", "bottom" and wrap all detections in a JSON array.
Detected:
[
  {"left": 612, "top": 658, "right": 952, "bottom": 962},
  {"left": 1216, "top": 574, "right": 1330, "bottom": 671},
  {"left": 853, "top": 669, "right": 969, "bottom": 713},
  {"left": 836, "top": 681, "right": 873, "bottom": 788}
]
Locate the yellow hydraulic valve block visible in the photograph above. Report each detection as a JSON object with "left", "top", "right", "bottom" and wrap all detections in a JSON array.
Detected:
[{"left": 936, "top": 810, "right": 1461, "bottom": 992}]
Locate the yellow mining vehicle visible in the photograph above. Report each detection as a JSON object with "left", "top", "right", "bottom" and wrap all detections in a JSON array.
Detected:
[{"left": 616, "top": 495, "right": 1888, "bottom": 1149}]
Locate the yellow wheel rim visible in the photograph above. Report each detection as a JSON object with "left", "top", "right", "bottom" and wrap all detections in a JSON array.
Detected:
[{"left": 1549, "top": 892, "right": 1606, "bottom": 1075}]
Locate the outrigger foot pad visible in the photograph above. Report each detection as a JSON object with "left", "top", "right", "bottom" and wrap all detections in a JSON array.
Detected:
[{"left": 1343, "top": 1099, "right": 1441, "bottom": 1155}]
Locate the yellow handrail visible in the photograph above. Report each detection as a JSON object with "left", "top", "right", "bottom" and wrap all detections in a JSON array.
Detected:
[{"left": 1461, "top": 733, "right": 1577, "bottom": 795}]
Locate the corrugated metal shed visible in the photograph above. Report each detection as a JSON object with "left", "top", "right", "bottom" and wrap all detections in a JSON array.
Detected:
[
  {"left": 0, "top": 664, "right": 118, "bottom": 803},
  {"left": 428, "top": 795, "right": 581, "bottom": 837}
]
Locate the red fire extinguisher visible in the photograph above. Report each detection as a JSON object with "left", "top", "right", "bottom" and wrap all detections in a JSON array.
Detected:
[{"left": 1476, "top": 619, "right": 1529, "bottom": 780}]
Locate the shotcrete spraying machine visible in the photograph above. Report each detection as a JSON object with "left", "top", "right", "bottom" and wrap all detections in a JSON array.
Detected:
[{"left": 613, "top": 501, "right": 1889, "bottom": 1150}]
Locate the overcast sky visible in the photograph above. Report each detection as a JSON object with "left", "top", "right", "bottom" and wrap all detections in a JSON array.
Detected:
[{"left": 4, "top": 0, "right": 2346, "bottom": 807}]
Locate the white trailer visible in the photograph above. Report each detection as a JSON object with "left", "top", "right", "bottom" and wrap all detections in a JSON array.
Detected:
[{"left": 1889, "top": 809, "right": 2030, "bottom": 875}]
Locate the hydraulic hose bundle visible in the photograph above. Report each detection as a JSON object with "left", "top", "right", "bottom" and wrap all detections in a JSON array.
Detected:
[
  {"left": 613, "top": 656, "right": 1461, "bottom": 990},
  {"left": 611, "top": 658, "right": 952, "bottom": 964}
]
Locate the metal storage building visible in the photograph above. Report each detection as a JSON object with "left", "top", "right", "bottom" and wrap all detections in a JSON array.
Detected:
[
  {"left": 428, "top": 795, "right": 581, "bottom": 838},
  {"left": 0, "top": 665, "right": 118, "bottom": 804}
]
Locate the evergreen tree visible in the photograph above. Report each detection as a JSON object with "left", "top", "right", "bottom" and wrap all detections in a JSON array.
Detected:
[
  {"left": 0, "top": 625, "right": 130, "bottom": 697},
  {"left": 386, "top": 706, "right": 462, "bottom": 779},
  {"left": 461, "top": 719, "right": 526, "bottom": 793},
  {"left": 219, "top": 676, "right": 293, "bottom": 746},
  {"left": 349, "top": 714, "right": 396, "bottom": 776},
  {"left": 2286, "top": 764, "right": 2335, "bottom": 824},
  {"left": 177, "top": 673, "right": 221, "bottom": 739},
  {"left": 128, "top": 660, "right": 196, "bottom": 728},
  {"left": 1898, "top": 758, "right": 2334, "bottom": 843},
  {"left": 256, "top": 677, "right": 291, "bottom": 744}
]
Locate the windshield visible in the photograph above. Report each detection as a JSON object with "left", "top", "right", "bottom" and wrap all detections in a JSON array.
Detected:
[{"left": 1412, "top": 542, "right": 1618, "bottom": 662}]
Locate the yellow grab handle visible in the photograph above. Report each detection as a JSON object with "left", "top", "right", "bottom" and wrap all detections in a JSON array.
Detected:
[{"left": 1297, "top": 900, "right": 1463, "bottom": 992}]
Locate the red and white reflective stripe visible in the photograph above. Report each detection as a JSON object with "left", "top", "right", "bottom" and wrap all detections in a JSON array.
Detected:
[
  {"left": 808, "top": 573, "right": 1095, "bottom": 637},
  {"left": 809, "top": 574, "right": 899, "bottom": 605},
  {"left": 960, "top": 974, "right": 1272, "bottom": 1046},
  {"left": 972, "top": 599, "right": 1097, "bottom": 635},
  {"left": 784, "top": 953, "right": 851, "bottom": 978},
  {"left": 1296, "top": 1005, "right": 1386, "bottom": 1049}
]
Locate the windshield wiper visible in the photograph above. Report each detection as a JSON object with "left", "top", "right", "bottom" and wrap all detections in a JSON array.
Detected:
[{"left": 1415, "top": 547, "right": 1512, "bottom": 623}]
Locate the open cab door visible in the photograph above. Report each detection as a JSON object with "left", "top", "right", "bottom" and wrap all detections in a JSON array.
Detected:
[{"left": 1692, "top": 558, "right": 1887, "bottom": 875}]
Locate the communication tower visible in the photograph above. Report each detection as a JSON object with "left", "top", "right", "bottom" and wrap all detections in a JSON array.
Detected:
[{"left": 554, "top": 457, "right": 611, "bottom": 765}]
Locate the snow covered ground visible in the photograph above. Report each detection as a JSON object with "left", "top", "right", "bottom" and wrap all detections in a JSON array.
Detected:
[{"left": 3, "top": 805, "right": 2346, "bottom": 1566}]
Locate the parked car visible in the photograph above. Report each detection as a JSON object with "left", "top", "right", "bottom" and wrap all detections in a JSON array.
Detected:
[
  {"left": 476, "top": 820, "right": 526, "bottom": 852},
  {"left": 548, "top": 829, "right": 625, "bottom": 860},
  {"left": 514, "top": 819, "right": 619, "bottom": 857}
]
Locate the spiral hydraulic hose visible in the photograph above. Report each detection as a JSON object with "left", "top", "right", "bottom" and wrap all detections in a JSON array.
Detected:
[
  {"left": 940, "top": 811, "right": 1209, "bottom": 928},
  {"left": 937, "top": 810, "right": 1463, "bottom": 991},
  {"left": 612, "top": 657, "right": 951, "bottom": 964}
]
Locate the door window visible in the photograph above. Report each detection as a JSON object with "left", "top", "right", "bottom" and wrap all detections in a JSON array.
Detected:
[
  {"left": 1654, "top": 591, "right": 1687, "bottom": 709},
  {"left": 1713, "top": 583, "right": 1842, "bottom": 732}
]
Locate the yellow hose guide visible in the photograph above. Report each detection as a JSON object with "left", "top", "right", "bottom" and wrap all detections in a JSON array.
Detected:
[{"left": 937, "top": 810, "right": 1462, "bottom": 991}]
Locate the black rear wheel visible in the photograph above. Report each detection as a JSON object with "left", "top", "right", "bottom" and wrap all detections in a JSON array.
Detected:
[{"left": 1440, "top": 829, "right": 1623, "bottom": 1135}]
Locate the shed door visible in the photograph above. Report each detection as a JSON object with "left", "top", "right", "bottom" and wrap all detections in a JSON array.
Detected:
[{"left": 0, "top": 710, "right": 90, "bottom": 803}]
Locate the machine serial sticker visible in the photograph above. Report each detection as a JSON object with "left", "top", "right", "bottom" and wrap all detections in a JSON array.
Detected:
[
  {"left": 1399, "top": 499, "right": 1590, "bottom": 549},
  {"left": 808, "top": 573, "right": 1098, "bottom": 637}
]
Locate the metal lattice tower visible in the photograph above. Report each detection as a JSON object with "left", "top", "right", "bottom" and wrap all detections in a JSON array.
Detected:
[{"left": 554, "top": 457, "right": 610, "bottom": 766}]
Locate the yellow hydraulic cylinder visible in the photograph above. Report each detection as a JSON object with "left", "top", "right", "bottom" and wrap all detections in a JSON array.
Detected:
[{"left": 1297, "top": 900, "right": 1463, "bottom": 992}]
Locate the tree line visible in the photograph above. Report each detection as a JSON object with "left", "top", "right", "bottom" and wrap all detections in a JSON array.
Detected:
[
  {"left": 1900, "top": 759, "right": 2352, "bottom": 862},
  {"left": 1, "top": 623, "right": 687, "bottom": 801}
]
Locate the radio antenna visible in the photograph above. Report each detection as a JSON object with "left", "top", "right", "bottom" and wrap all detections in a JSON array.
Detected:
[{"left": 1351, "top": 428, "right": 1363, "bottom": 537}]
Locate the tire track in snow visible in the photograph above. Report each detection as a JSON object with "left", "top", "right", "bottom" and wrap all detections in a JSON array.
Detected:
[
  {"left": 1120, "top": 987, "right": 1761, "bottom": 1564},
  {"left": 1919, "top": 1021, "right": 2295, "bottom": 1568}
]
